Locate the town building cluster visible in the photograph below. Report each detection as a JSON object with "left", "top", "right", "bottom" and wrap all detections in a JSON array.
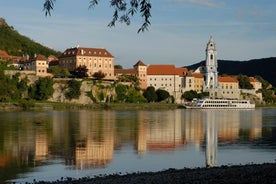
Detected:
[{"left": 1, "top": 37, "right": 262, "bottom": 102}]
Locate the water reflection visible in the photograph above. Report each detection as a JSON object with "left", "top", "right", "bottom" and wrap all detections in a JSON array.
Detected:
[
  {"left": 74, "top": 111, "right": 114, "bottom": 169},
  {"left": 137, "top": 111, "right": 184, "bottom": 152},
  {"left": 202, "top": 109, "right": 263, "bottom": 167},
  {"left": 0, "top": 108, "right": 274, "bottom": 182},
  {"left": 204, "top": 110, "right": 218, "bottom": 167}
]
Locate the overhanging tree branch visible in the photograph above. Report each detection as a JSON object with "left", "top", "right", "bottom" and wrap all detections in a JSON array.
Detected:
[{"left": 43, "top": 0, "right": 151, "bottom": 32}]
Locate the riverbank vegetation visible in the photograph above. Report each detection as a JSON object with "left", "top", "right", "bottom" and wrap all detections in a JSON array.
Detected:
[{"left": 0, "top": 61, "right": 276, "bottom": 111}]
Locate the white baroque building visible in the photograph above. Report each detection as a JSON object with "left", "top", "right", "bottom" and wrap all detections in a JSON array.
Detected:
[{"left": 203, "top": 36, "right": 219, "bottom": 90}]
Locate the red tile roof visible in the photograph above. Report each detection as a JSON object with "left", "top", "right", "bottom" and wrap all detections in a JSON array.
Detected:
[
  {"left": 147, "top": 65, "right": 177, "bottom": 75},
  {"left": 35, "top": 54, "right": 47, "bottom": 61},
  {"left": 60, "top": 47, "right": 113, "bottom": 58},
  {"left": 249, "top": 77, "right": 259, "bottom": 83},
  {"left": 0, "top": 50, "right": 10, "bottom": 59},
  {"left": 48, "top": 55, "right": 58, "bottom": 62},
  {"left": 218, "top": 76, "right": 238, "bottom": 83},
  {"left": 192, "top": 73, "right": 204, "bottom": 78},
  {"left": 133, "top": 60, "right": 146, "bottom": 67},
  {"left": 175, "top": 67, "right": 188, "bottom": 77}
]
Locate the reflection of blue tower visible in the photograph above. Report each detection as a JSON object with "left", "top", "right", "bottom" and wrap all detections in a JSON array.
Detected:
[{"left": 205, "top": 111, "right": 217, "bottom": 167}]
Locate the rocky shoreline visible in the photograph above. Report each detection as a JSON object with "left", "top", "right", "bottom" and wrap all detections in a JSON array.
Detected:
[{"left": 32, "top": 163, "right": 276, "bottom": 184}]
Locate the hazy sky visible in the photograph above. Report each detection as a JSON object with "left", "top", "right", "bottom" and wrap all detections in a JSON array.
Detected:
[{"left": 1, "top": 0, "right": 275, "bottom": 68}]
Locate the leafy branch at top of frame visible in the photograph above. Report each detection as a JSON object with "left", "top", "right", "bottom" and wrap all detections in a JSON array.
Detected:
[{"left": 43, "top": 0, "right": 151, "bottom": 33}]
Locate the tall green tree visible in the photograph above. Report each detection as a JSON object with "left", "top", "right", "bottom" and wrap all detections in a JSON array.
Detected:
[
  {"left": 156, "top": 89, "right": 170, "bottom": 102},
  {"left": 74, "top": 65, "right": 88, "bottom": 78},
  {"left": 0, "top": 71, "right": 28, "bottom": 101},
  {"left": 255, "top": 75, "right": 270, "bottom": 89},
  {"left": 28, "top": 77, "right": 54, "bottom": 100},
  {"left": 143, "top": 86, "right": 157, "bottom": 102},
  {"left": 49, "top": 66, "right": 71, "bottom": 77},
  {"left": 126, "top": 87, "right": 147, "bottom": 103},
  {"left": 43, "top": 0, "right": 151, "bottom": 33},
  {"left": 92, "top": 70, "right": 106, "bottom": 80},
  {"left": 115, "top": 84, "right": 128, "bottom": 102},
  {"left": 237, "top": 74, "right": 253, "bottom": 89},
  {"left": 182, "top": 90, "right": 198, "bottom": 101},
  {"left": 65, "top": 79, "right": 82, "bottom": 100}
]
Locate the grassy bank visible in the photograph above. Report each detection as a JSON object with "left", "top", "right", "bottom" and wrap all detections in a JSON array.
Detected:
[
  {"left": 47, "top": 102, "right": 180, "bottom": 110},
  {"left": 0, "top": 102, "right": 181, "bottom": 111},
  {"left": 256, "top": 103, "right": 276, "bottom": 108},
  {"left": 1, "top": 101, "right": 275, "bottom": 111}
]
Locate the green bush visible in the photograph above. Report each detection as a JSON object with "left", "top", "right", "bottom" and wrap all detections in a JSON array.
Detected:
[
  {"left": 28, "top": 77, "right": 54, "bottom": 100},
  {"left": 65, "top": 79, "right": 82, "bottom": 100},
  {"left": 156, "top": 89, "right": 170, "bottom": 102}
]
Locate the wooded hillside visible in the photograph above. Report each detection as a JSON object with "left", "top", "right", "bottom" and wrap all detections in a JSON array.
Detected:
[
  {"left": 185, "top": 57, "right": 276, "bottom": 87},
  {"left": 0, "top": 18, "right": 61, "bottom": 57}
]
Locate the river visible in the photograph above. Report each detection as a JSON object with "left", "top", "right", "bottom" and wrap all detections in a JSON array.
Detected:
[{"left": 0, "top": 108, "right": 275, "bottom": 183}]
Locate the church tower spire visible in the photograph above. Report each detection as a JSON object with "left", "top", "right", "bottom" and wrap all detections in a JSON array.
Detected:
[{"left": 204, "top": 36, "right": 219, "bottom": 90}]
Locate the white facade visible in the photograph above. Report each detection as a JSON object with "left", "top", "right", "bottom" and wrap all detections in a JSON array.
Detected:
[
  {"left": 147, "top": 74, "right": 182, "bottom": 95},
  {"left": 203, "top": 36, "right": 219, "bottom": 90},
  {"left": 183, "top": 75, "right": 195, "bottom": 92}
]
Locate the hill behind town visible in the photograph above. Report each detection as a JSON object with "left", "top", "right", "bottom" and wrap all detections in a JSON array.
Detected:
[
  {"left": 185, "top": 57, "right": 276, "bottom": 87},
  {"left": 1, "top": 17, "right": 275, "bottom": 87},
  {"left": 0, "top": 18, "right": 61, "bottom": 57}
]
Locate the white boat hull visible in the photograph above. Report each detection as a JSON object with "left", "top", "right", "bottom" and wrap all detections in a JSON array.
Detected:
[{"left": 185, "top": 99, "right": 255, "bottom": 109}]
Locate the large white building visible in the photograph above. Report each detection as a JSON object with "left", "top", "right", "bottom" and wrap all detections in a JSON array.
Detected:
[{"left": 147, "top": 65, "right": 188, "bottom": 101}]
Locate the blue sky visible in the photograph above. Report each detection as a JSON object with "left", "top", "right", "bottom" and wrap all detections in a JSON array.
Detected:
[{"left": 0, "top": 0, "right": 275, "bottom": 68}]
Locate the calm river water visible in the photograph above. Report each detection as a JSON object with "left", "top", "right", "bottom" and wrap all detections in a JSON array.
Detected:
[{"left": 0, "top": 108, "right": 275, "bottom": 183}]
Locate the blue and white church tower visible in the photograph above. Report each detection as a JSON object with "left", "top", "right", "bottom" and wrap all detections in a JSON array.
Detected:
[{"left": 203, "top": 36, "right": 219, "bottom": 91}]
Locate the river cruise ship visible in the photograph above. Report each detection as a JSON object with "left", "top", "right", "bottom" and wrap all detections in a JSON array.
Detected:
[{"left": 186, "top": 99, "right": 255, "bottom": 109}]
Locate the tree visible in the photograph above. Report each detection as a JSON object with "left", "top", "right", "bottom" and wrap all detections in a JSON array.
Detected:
[
  {"left": 0, "top": 72, "right": 21, "bottom": 101},
  {"left": 115, "top": 84, "right": 128, "bottom": 102},
  {"left": 114, "top": 65, "right": 123, "bottom": 69},
  {"left": 49, "top": 66, "right": 71, "bottom": 77},
  {"left": 182, "top": 90, "right": 198, "bottom": 101},
  {"left": 43, "top": 0, "right": 151, "bottom": 33},
  {"left": 74, "top": 65, "right": 88, "bottom": 78},
  {"left": 156, "top": 89, "right": 170, "bottom": 102},
  {"left": 28, "top": 77, "right": 54, "bottom": 100},
  {"left": 65, "top": 79, "right": 82, "bottom": 100},
  {"left": 255, "top": 75, "right": 270, "bottom": 89},
  {"left": 92, "top": 70, "right": 106, "bottom": 80},
  {"left": 143, "top": 86, "right": 157, "bottom": 102},
  {"left": 237, "top": 74, "right": 253, "bottom": 89},
  {"left": 126, "top": 87, "right": 147, "bottom": 103}
]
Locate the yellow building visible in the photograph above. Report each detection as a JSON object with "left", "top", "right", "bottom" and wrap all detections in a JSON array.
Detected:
[
  {"left": 192, "top": 73, "right": 204, "bottom": 93},
  {"left": 249, "top": 77, "right": 262, "bottom": 91},
  {"left": 218, "top": 76, "right": 240, "bottom": 99},
  {"left": 22, "top": 55, "right": 50, "bottom": 77},
  {"left": 59, "top": 47, "right": 114, "bottom": 80}
]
